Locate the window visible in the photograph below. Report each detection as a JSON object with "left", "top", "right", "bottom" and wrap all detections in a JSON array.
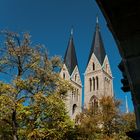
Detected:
[
  {"left": 75, "top": 74, "right": 77, "bottom": 81},
  {"left": 96, "top": 76, "right": 99, "bottom": 90},
  {"left": 93, "top": 77, "right": 95, "bottom": 91},
  {"left": 93, "top": 62, "right": 95, "bottom": 70},
  {"left": 94, "top": 99, "right": 98, "bottom": 108},
  {"left": 89, "top": 96, "right": 98, "bottom": 114},
  {"left": 72, "top": 104, "right": 77, "bottom": 115},
  {"left": 89, "top": 78, "right": 92, "bottom": 92},
  {"left": 63, "top": 72, "right": 65, "bottom": 79},
  {"left": 90, "top": 98, "right": 98, "bottom": 109}
]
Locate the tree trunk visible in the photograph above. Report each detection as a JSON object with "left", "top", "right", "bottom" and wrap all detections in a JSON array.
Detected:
[{"left": 12, "top": 110, "right": 18, "bottom": 140}]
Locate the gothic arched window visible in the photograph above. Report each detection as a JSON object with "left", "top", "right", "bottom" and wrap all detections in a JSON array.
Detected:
[
  {"left": 94, "top": 98, "right": 98, "bottom": 108},
  {"left": 63, "top": 72, "right": 65, "bottom": 79},
  {"left": 89, "top": 78, "right": 92, "bottom": 92},
  {"left": 96, "top": 76, "right": 99, "bottom": 90},
  {"left": 89, "top": 95, "right": 98, "bottom": 114},
  {"left": 75, "top": 74, "right": 77, "bottom": 81},
  {"left": 93, "top": 77, "right": 95, "bottom": 91},
  {"left": 72, "top": 104, "right": 77, "bottom": 115},
  {"left": 93, "top": 62, "right": 95, "bottom": 71}
]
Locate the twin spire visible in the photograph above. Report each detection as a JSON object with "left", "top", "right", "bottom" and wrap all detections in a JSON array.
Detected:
[
  {"left": 64, "top": 16, "right": 106, "bottom": 75},
  {"left": 64, "top": 27, "right": 78, "bottom": 75},
  {"left": 87, "top": 16, "right": 106, "bottom": 66}
]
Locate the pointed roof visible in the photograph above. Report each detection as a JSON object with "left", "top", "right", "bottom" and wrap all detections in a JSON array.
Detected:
[
  {"left": 64, "top": 29, "right": 78, "bottom": 75},
  {"left": 87, "top": 17, "right": 106, "bottom": 65}
]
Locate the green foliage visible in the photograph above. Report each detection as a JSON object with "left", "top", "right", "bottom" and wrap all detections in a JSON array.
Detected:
[
  {"left": 0, "top": 31, "right": 136, "bottom": 140},
  {"left": 0, "top": 31, "right": 74, "bottom": 140},
  {"left": 76, "top": 96, "right": 136, "bottom": 140}
]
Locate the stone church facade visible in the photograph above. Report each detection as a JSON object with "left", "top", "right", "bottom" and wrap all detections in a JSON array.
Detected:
[
  {"left": 84, "top": 19, "right": 113, "bottom": 109},
  {"left": 60, "top": 31, "right": 82, "bottom": 119},
  {"left": 60, "top": 18, "right": 113, "bottom": 119}
]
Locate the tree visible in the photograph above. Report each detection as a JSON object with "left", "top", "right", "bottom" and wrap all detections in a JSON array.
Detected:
[
  {"left": 118, "top": 113, "right": 136, "bottom": 139},
  {"left": 0, "top": 31, "right": 74, "bottom": 140},
  {"left": 75, "top": 96, "right": 136, "bottom": 140}
]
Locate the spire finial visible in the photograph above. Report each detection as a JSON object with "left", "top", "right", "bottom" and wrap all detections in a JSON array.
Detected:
[{"left": 70, "top": 27, "right": 73, "bottom": 36}]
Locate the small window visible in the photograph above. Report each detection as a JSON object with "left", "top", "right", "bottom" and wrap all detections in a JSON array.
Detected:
[
  {"left": 93, "top": 77, "right": 95, "bottom": 91},
  {"left": 72, "top": 104, "right": 77, "bottom": 115},
  {"left": 63, "top": 72, "right": 65, "bottom": 79},
  {"left": 96, "top": 76, "right": 99, "bottom": 90},
  {"left": 93, "top": 62, "right": 95, "bottom": 70},
  {"left": 75, "top": 74, "right": 77, "bottom": 81},
  {"left": 89, "top": 78, "right": 92, "bottom": 92}
]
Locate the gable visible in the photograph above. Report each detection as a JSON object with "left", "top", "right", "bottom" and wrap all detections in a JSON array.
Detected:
[
  {"left": 102, "top": 55, "right": 112, "bottom": 76},
  {"left": 60, "top": 64, "right": 70, "bottom": 80},
  {"left": 85, "top": 53, "right": 102, "bottom": 74},
  {"left": 71, "top": 65, "right": 82, "bottom": 86}
]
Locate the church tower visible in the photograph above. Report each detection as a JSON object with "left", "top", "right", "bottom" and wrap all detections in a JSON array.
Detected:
[
  {"left": 84, "top": 17, "right": 113, "bottom": 108},
  {"left": 60, "top": 29, "right": 82, "bottom": 119}
]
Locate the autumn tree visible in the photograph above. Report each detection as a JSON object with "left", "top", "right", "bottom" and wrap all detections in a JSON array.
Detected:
[
  {"left": 75, "top": 96, "right": 136, "bottom": 140},
  {"left": 0, "top": 31, "right": 74, "bottom": 140}
]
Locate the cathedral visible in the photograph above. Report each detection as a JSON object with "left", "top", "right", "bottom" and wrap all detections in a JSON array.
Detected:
[{"left": 60, "top": 17, "right": 113, "bottom": 119}]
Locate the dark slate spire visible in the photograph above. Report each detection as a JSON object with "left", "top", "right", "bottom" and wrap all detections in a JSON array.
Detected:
[
  {"left": 87, "top": 16, "right": 106, "bottom": 65},
  {"left": 64, "top": 28, "right": 78, "bottom": 75}
]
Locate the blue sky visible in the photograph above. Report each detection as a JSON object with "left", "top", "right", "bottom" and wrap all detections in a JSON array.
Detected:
[{"left": 0, "top": 0, "right": 133, "bottom": 112}]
